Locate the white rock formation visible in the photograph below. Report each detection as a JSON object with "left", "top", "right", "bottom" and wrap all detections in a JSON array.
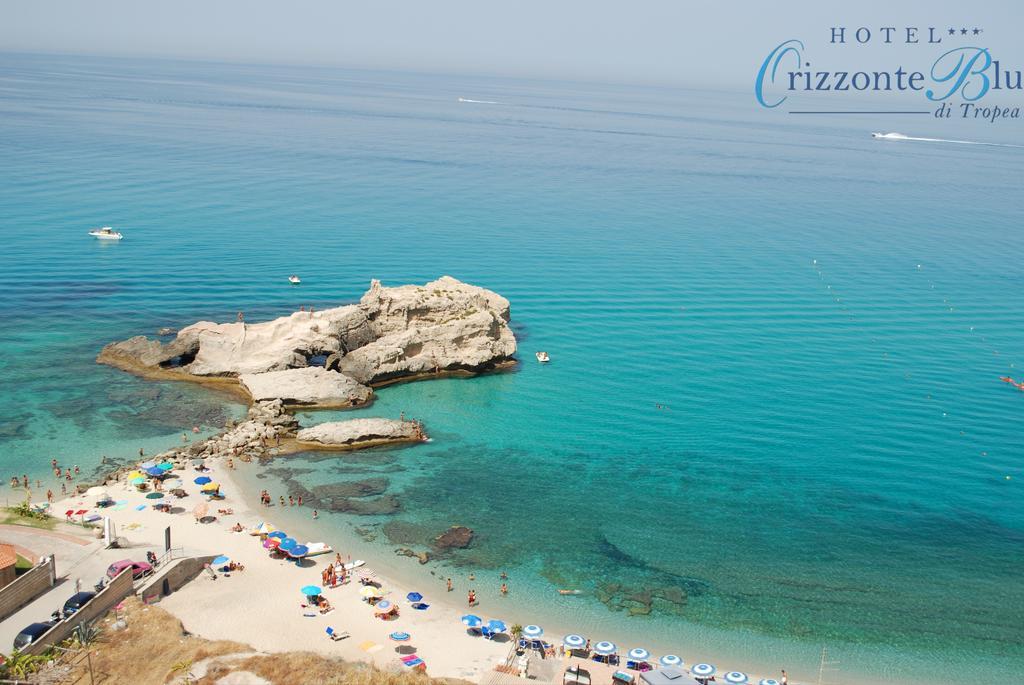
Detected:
[
  {"left": 239, "top": 367, "right": 372, "bottom": 407},
  {"left": 295, "top": 418, "right": 422, "bottom": 446}
]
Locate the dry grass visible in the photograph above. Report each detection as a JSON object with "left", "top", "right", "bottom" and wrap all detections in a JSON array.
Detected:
[{"left": 66, "top": 597, "right": 470, "bottom": 685}]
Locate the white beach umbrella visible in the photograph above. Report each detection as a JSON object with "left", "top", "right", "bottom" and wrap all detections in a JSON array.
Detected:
[
  {"left": 691, "top": 664, "right": 717, "bottom": 678},
  {"left": 659, "top": 655, "right": 683, "bottom": 667},
  {"left": 592, "top": 641, "right": 617, "bottom": 656},
  {"left": 627, "top": 648, "right": 651, "bottom": 661},
  {"left": 724, "top": 672, "right": 749, "bottom": 684},
  {"left": 758, "top": 680, "right": 780, "bottom": 685},
  {"left": 563, "top": 634, "right": 587, "bottom": 649},
  {"left": 522, "top": 625, "right": 543, "bottom": 638}
]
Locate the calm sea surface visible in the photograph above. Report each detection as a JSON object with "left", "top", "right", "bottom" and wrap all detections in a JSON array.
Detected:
[{"left": 1, "top": 52, "right": 1022, "bottom": 684}]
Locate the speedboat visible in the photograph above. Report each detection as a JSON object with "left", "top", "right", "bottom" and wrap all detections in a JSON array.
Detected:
[
  {"left": 88, "top": 226, "right": 122, "bottom": 240},
  {"left": 871, "top": 132, "right": 908, "bottom": 140},
  {"left": 288, "top": 275, "right": 301, "bottom": 284},
  {"left": 535, "top": 351, "right": 550, "bottom": 363}
]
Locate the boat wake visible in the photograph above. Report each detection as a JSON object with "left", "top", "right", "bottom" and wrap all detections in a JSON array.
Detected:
[
  {"left": 870, "top": 131, "right": 1024, "bottom": 148},
  {"left": 458, "top": 97, "right": 500, "bottom": 105}
]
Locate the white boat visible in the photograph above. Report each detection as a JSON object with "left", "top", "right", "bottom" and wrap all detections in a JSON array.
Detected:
[
  {"left": 871, "top": 132, "right": 908, "bottom": 140},
  {"left": 304, "top": 542, "right": 333, "bottom": 557},
  {"left": 535, "top": 351, "right": 550, "bottom": 363},
  {"left": 88, "top": 226, "right": 123, "bottom": 240},
  {"left": 288, "top": 275, "right": 301, "bottom": 284}
]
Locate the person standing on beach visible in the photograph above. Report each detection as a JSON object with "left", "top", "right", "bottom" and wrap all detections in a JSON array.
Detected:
[
  {"left": 46, "top": 489, "right": 53, "bottom": 503},
  {"left": 467, "top": 590, "right": 475, "bottom": 606},
  {"left": 780, "top": 670, "right": 787, "bottom": 685},
  {"left": 312, "top": 509, "right": 318, "bottom": 520},
  {"left": 298, "top": 495, "right": 303, "bottom": 506},
  {"left": 446, "top": 578, "right": 452, "bottom": 592},
  {"left": 288, "top": 495, "right": 294, "bottom": 506}
]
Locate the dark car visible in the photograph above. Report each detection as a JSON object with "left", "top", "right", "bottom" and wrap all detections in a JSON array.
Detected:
[
  {"left": 13, "top": 621, "right": 56, "bottom": 650},
  {"left": 62, "top": 591, "right": 96, "bottom": 616}
]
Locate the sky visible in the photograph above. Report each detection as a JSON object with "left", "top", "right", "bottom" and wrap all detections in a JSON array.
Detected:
[{"left": 1, "top": 1, "right": 1022, "bottom": 86}]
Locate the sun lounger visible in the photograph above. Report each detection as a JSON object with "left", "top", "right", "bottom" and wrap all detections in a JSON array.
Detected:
[
  {"left": 612, "top": 671, "right": 634, "bottom": 684},
  {"left": 326, "top": 627, "right": 350, "bottom": 641},
  {"left": 401, "top": 654, "right": 425, "bottom": 670}
]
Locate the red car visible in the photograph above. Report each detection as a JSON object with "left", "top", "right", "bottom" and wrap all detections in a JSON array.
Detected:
[{"left": 106, "top": 559, "right": 153, "bottom": 580}]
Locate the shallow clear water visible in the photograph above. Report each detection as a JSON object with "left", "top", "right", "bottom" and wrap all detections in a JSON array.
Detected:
[{"left": 1, "top": 52, "right": 1022, "bottom": 684}]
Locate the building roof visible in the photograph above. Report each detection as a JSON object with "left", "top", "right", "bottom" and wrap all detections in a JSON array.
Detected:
[{"left": 0, "top": 544, "right": 18, "bottom": 569}]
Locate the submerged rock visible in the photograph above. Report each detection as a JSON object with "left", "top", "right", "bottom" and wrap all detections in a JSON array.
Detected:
[
  {"left": 434, "top": 525, "right": 474, "bottom": 550},
  {"left": 310, "top": 478, "right": 389, "bottom": 499},
  {"left": 239, "top": 367, "right": 372, "bottom": 407},
  {"left": 295, "top": 418, "right": 424, "bottom": 448}
]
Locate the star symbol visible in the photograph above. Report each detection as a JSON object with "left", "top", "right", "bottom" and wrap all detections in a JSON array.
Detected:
[
  {"left": 973, "top": 28, "right": 982, "bottom": 35},
  {"left": 960, "top": 28, "right": 968, "bottom": 35},
  {"left": 948, "top": 28, "right": 956, "bottom": 35}
]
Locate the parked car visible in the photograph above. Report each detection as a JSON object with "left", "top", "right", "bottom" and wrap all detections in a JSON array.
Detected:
[
  {"left": 13, "top": 621, "right": 56, "bottom": 650},
  {"left": 106, "top": 559, "right": 153, "bottom": 580},
  {"left": 62, "top": 591, "right": 96, "bottom": 616}
]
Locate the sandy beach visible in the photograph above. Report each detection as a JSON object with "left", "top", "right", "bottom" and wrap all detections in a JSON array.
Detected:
[{"left": 49, "top": 462, "right": 512, "bottom": 681}]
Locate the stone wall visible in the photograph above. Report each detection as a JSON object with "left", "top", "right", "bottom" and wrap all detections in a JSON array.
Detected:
[
  {"left": 137, "top": 554, "right": 217, "bottom": 604},
  {"left": 0, "top": 555, "right": 56, "bottom": 622}
]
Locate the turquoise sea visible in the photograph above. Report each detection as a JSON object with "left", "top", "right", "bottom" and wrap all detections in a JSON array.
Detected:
[{"left": 1, "top": 52, "right": 1022, "bottom": 684}]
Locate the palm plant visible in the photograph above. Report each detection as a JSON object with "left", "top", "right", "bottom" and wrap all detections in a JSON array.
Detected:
[
  {"left": 4, "top": 650, "right": 45, "bottom": 678},
  {"left": 71, "top": 620, "right": 101, "bottom": 647}
]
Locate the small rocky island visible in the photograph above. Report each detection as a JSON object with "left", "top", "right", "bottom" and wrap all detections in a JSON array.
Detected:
[{"left": 97, "top": 276, "right": 517, "bottom": 461}]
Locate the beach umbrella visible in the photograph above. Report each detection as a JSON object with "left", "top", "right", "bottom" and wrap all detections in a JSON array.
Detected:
[
  {"left": 200, "top": 482, "right": 220, "bottom": 491},
  {"left": 301, "top": 585, "right": 322, "bottom": 596},
  {"left": 278, "top": 537, "right": 298, "bottom": 551},
  {"left": 263, "top": 538, "right": 280, "bottom": 550},
  {"left": 691, "top": 664, "right": 717, "bottom": 679},
  {"left": 758, "top": 680, "right": 780, "bottom": 685},
  {"left": 406, "top": 592, "right": 423, "bottom": 602},
  {"left": 376, "top": 600, "right": 392, "bottom": 610},
  {"left": 268, "top": 530, "right": 287, "bottom": 540},
  {"left": 361, "top": 586, "right": 384, "bottom": 598},
  {"left": 192, "top": 502, "right": 208, "bottom": 519},
  {"left": 130, "top": 477, "right": 146, "bottom": 486},
  {"left": 144, "top": 467, "right": 164, "bottom": 477},
  {"left": 659, "top": 655, "right": 684, "bottom": 667},
  {"left": 389, "top": 631, "right": 411, "bottom": 642},
  {"left": 522, "top": 625, "right": 543, "bottom": 638},
  {"left": 627, "top": 648, "right": 651, "bottom": 661},
  {"left": 145, "top": 492, "right": 165, "bottom": 499},
  {"left": 724, "top": 673, "right": 748, "bottom": 684},
  {"left": 157, "top": 462, "right": 174, "bottom": 471},
  {"left": 257, "top": 522, "right": 275, "bottom": 535},
  {"left": 211, "top": 555, "right": 231, "bottom": 567},
  {"left": 486, "top": 619, "right": 507, "bottom": 633},
  {"left": 460, "top": 614, "right": 482, "bottom": 627},
  {"left": 126, "top": 471, "right": 144, "bottom": 480},
  {"left": 288, "top": 545, "right": 309, "bottom": 558},
  {"left": 194, "top": 476, "right": 212, "bottom": 485},
  {"left": 563, "top": 634, "right": 587, "bottom": 649},
  {"left": 592, "top": 641, "right": 617, "bottom": 656},
  {"left": 139, "top": 461, "right": 156, "bottom": 469}
]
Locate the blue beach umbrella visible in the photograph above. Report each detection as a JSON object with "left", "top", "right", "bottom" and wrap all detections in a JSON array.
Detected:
[
  {"left": 301, "top": 585, "right": 322, "bottom": 596},
  {"left": 628, "top": 648, "right": 651, "bottom": 661},
  {"left": 691, "top": 664, "right": 717, "bottom": 679},
  {"left": 486, "top": 619, "right": 507, "bottom": 633},
  {"left": 389, "top": 631, "right": 411, "bottom": 642},
  {"left": 522, "top": 625, "right": 543, "bottom": 638},
  {"left": 376, "top": 600, "right": 392, "bottom": 610},
  {"left": 268, "top": 530, "right": 287, "bottom": 540},
  {"left": 144, "top": 467, "right": 164, "bottom": 477},
  {"left": 211, "top": 555, "right": 230, "bottom": 566},
  {"left": 461, "top": 614, "right": 482, "bottom": 627},
  {"left": 758, "top": 680, "right": 780, "bottom": 685},
  {"left": 724, "top": 673, "right": 748, "bottom": 684},
  {"left": 407, "top": 592, "right": 423, "bottom": 602},
  {"left": 278, "top": 537, "right": 298, "bottom": 551},
  {"left": 659, "top": 655, "right": 684, "bottom": 667},
  {"left": 288, "top": 544, "right": 309, "bottom": 558},
  {"left": 563, "top": 634, "right": 586, "bottom": 649},
  {"left": 157, "top": 462, "right": 174, "bottom": 471},
  {"left": 139, "top": 461, "right": 156, "bottom": 469},
  {"left": 194, "top": 476, "right": 212, "bottom": 485},
  {"left": 593, "top": 641, "right": 617, "bottom": 656}
]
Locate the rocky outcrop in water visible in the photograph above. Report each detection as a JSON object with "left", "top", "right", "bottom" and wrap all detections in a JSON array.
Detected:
[
  {"left": 295, "top": 418, "right": 424, "bottom": 449},
  {"left": 239, "top": 367, "right": 372, "bottom": 408},
  {"left": 434, "top": 525, "right": 474, "bottom": 550},
  {"left": 98, "top": 276, "right": 517, "bottom": 399}
]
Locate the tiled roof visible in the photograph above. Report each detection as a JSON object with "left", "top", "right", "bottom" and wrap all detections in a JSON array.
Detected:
[{"left": 0, "top": 544, "right": 18, "bottom": 569}]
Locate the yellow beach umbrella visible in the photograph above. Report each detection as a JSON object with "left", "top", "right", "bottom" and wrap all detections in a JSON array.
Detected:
[
  {"left": 360, "top": 586, "right": 384, "bottom": 598},
  {"left": 126, "top": 471, "right": 143, "bottom": 480},
  {"left": 200, "top": 482, "right": 220, "bottom": 492}
]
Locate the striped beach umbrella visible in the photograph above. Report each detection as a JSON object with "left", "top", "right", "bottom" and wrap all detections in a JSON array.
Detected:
[
  {"left": 659, "top": 655, "right": 683, "bottom": 667},
  {"left": 389, "top": 631, "right": 411, "bottom": 642},
  {"left": 194, "top": 476, "right": 212, "bottom": 485},
  {"left": 627, "top": 648, "right": 651, "bottom": 661},
  {"left": 563, "top": 634, "right": 586, "bottom": 649},
  {"left": 486, "top": 619, "right": 507, "bottom": 633},
  {"left": 758, "top": 680, "right": 780, "bottom": 685},
  {"left": 592, "top": 641, "right": 617, "bottom": 656},
  {"left": 724, "top": 673, "right": 748, "bottom": 684},
  {"left": 691, "top": 664, "right": 717, "bottom": 679},
  {"left": 461, "top": 614, "right": 482, "bottom": 627},
  {"left": 522, "top": 625, "right": 543, "bottom": 638}
]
